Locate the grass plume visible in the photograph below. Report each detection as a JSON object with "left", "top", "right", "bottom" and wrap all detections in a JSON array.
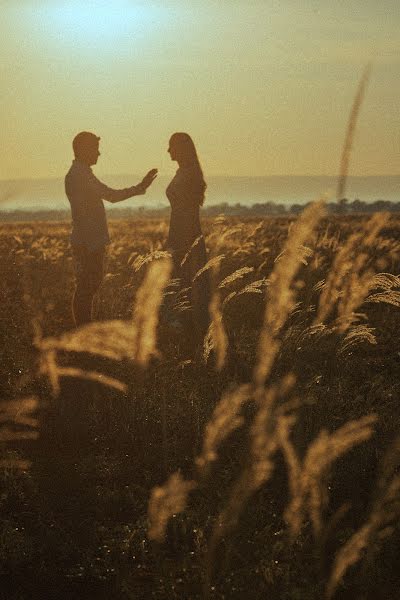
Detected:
[
  {"left": 337, "top": 64, "right": 371, "bottom": 202},
  {"left": 254, "top": 200, "right": 325, "bottom": 387},
  {"left": 148, "top": 472, "right": 196, "bottom": 543}
]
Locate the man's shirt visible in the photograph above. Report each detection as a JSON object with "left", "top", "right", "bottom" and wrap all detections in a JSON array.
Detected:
[{"left": 65, "top": 159, "right": 139, "bottom": 250}]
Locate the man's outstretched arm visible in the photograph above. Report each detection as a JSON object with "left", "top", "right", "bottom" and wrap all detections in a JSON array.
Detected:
[{"left": 87, "top": 169, "right": 158, "bottom": 203}]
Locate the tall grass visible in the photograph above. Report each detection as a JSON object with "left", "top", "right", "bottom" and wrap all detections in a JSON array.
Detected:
[{"left": 336, "top": 64, "right": 371, "bottom": 202}]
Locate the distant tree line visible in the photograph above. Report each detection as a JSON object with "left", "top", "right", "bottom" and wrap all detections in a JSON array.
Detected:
[{"left": 0, "top": 199, "right": 399, "bottom": 221}]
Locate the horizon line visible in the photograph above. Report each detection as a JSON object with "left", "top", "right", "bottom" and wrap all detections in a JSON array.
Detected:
[{"left": 1, "top": 173, "right": 400, "bottom": 183}]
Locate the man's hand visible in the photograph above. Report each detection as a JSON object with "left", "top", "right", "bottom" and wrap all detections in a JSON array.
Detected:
[{"left": 137, "top": 168, "right": 158, "bottom": 193}]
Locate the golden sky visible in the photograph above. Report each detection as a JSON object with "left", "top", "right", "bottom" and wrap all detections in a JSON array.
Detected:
[{"left": 1, "top": 0, "right": 399, "bottom": 179}]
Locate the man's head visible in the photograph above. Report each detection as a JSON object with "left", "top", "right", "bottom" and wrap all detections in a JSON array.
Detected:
[{"left": 72, "top": 131, "right": 101, "bottom": 166}]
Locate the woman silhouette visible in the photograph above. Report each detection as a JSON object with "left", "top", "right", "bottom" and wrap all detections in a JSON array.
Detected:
[{"left": 165, "top": 132, "right": 210, "bottom": 348}]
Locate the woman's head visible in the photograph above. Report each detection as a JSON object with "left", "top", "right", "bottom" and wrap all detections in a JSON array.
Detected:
[
  {"left": 168, "top": 132, "right": 206, "bottom": 204},
  {"left": 168, "top": 132, "right": 197, "bottom": 164}
]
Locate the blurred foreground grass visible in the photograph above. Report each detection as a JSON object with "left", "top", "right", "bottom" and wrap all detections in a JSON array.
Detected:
[{"left": 1, "top": 214, "right": 400, "bottom": 599}]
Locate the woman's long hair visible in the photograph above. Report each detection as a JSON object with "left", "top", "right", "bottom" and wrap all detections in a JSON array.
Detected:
[{"left": 170, "top": 132, "right": 207, "bottom": 205}]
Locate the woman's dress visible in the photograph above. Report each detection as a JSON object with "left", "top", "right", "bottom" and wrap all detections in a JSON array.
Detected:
[{"left": 166, "top": 166, "right": 210, "bottom": 341}]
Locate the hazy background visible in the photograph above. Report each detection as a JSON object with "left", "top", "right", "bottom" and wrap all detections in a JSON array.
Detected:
[
  {"left": 1, "top": 176, "right": 399, "bottom": 212},
  {"left": 1, "top": 0, "right": 399, "bottom": 209}
]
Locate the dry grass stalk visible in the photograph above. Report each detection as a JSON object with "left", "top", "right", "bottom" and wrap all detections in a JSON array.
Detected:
[
  {"left": 327, "top": 440, "right": 400, "bottom": 599},
  {"left": 0, "top": 397, "right": 39, "bottom": 442},
  {"left": 148, "top": 472, "right": 196, "bottom": 543},
  {"left": 38, "top": 258, "right": 172, "bottom": 377},
  {"left": 132, "top": 250, "right": 171, "bottom": 272},
  {"left": 245, "top": 220, "right": 264, "bottom": 241},
  {"left": 222, "top": 278, "right": 268, "bottom": 307},
  {"left": 366, "top": 290, "right": 400, "bottom": 307},
  {"left": 0, "top": 457, "right": 32, "bottom": 471},
  {"left": 276, "top": 413, "right": 301, "bottom": 503},
  {"left": 147, "top": 384, "right": 252, "bottom": 544},
  {"left": 337, "top": 216, "right": 389, "bottom": 329},
  {"left": 248, "top": 387, "right": 280, "bottom": 489},
  {"left": 38, "top": 346, "right": 128, "bottom": 394},
  {"left": 168, "top": 283, "right": 192, "bottom": 314},
  {"left": 208, "top": 377, "right": 295, "bottom": 552},
  {"left": 326, "top": 522, "right": 373, "bottom": 600},
  {"left": 211, "top": 214, "right": 227, "bottom": 226},
  {"left": 39, "top": 321, "right": 139, "bottom": 361},
  {"left": 180, "top": 235, "right": 204, "bottom": 267},
  {"left": 315, "top": 212, "right": 389, "bottom": 331},
  {"left": 284, "top": 415, "right": 377, "bottom": 539},
  {"left": 297, "top": 323, "right": 329, "bottom": 347},
  {"left": 39, "top": 349, "right": 60, "bottom": 395},
  {"left": 275, "top": 244, "right": 314, "bottom": 267},
  {"left": 203, "top": 378, "right": 295, "bottom": 596},
  {"left": 218, "top": 266, "right": 254, "bottom": 289},
  {"left": 338, "top": 325, "right": 376, "bottom": 355},
  {"left": 316, "top": 224, "right": 340, "bottom": 253},
  {"left": 196, "top": 384, "right": 252, "bottom": 474},
  {"left": 0, "top": 428, "right": 38, "bottom": 442},
  {"left": 226, "top": 221, "right": 264, "bottom": 259},
  {"left": 132, "top": 257, "right": 172, "bottom": 366},
  {"left": 207, "top": 223, "right": 244, "bottom": 253},
  {"left": 55, "top": 367, "right": 127, "bottom": 392},
  {"left": 254, "top": 201, "right": 325, "bottom": 387},
  {"left": 192, "top": 255, "right": 225, "bottom": 282},
  {"left": 204, "top": 290, "right": 229, "bottom": 371},
  {"left": 368, "top": 272, "right": 400, "bottom": 290},
  {"left": 315, "top": 232, "right": 361, "bottom": 324},
  {"left": 337, "top": 64, "right": 371, "bottom": 201},
  {"left": 147, "top": 376, "right": 293, "bottom": 558},
  {"left": 365, "top": 273, "right": 400, "bottom": 307},
  {"left": 237, "top": 278, "right": 269, "bottom": 296}
]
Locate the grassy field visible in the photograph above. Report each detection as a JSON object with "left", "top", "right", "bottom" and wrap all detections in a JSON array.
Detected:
[{"left": 1, "top": 211, "right": 400, "bottom": 599}]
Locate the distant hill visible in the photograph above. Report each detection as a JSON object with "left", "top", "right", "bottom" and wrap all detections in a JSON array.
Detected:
[
  {"left": 1, "top": 175, "right": 399, "bottom": 212},
  {"left": 1, "top": 199, "right": 400, "bottom": 222}
]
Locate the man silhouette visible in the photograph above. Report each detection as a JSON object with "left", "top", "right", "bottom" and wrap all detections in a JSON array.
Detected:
[{"left": 65, "top": 131, "right": 157, "bottom": 326}]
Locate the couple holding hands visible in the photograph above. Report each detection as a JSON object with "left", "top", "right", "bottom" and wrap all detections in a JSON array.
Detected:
[{"left": 65, "top": 131, "right": 210, "bottom": 349}]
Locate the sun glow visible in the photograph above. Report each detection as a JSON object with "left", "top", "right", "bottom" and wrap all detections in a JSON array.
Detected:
[{"left": 37, "top": 1, "right": 166, "bottom": 49}]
